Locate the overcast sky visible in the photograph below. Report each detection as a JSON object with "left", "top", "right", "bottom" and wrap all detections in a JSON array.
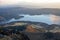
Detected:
[{"left": 0, "top": 0, "right": 60, "bottom": 8}]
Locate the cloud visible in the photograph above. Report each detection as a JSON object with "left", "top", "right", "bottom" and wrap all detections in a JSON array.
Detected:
[
  {"left": 0, "top": 0, "right": 23, "bottom": 5},
  {"left": 0, "top": 0, "right": 60, "bottom": 8}
]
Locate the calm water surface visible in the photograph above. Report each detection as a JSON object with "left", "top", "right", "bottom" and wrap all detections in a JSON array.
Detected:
[{"left": 8, "top": 14, "right": 60, "bottom": 25}]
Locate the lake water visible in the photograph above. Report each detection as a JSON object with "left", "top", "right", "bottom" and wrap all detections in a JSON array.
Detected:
[{"left": 8, "top": 14, "right": 60, "bottom": 25}]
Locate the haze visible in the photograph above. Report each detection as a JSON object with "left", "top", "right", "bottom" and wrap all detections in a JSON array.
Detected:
[{"left": 0, "top": 0, "right": 60, "bottom": 8}]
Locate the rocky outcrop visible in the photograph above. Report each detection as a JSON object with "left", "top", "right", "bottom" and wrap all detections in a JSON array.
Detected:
[{"left": 25, "top": 25, "right": 39, "bottom": 32}]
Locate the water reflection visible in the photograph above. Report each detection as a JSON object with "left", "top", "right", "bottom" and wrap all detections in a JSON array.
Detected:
[
  {"left": 8, "top": 14, "right": 60, "bottom": 25},
  {"left": 50, "top": 15, "right": 60, "bottom": 24}
]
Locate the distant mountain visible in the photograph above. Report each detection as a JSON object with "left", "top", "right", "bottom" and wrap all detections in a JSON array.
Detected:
[{"left": 0, "top": 7, "right": 60, "bottom": 20}]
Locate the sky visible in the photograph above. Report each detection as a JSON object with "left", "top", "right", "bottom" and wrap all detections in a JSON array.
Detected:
[{"left": 0, "top": 0, "right": 60, "bottom": 8}]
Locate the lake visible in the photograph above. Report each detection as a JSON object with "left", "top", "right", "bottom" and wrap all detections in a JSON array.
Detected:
[{"left": 8, "top": 14, "right": 60, "bottom": 25}]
